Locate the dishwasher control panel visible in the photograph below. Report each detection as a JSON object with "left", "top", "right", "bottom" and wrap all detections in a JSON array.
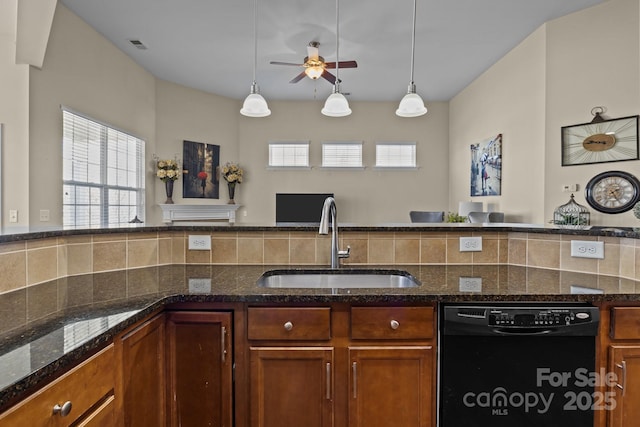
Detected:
[
  {"left": 487, "top": 307, "right": 592, "bottom": 327},
  {"left": 444, "top": 304, "right": 600, "bottom": 336}
]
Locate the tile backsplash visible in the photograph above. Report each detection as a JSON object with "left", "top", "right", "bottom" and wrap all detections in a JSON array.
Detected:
[{"left": 0, "top": 229, "right": 637, "bottom": 295}]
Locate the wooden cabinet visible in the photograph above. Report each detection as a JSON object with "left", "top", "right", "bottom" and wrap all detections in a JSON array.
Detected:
[
  {"left": 119, "top": 313, "right": 166, "bottom": 427},
  {"left": 605, "top": 307, "right": 640, "bottom": 427},
  {"left": 0, "top": 344, "right": 116, "bottom": 427},
  {"left": 166, "top": 311, "right": 233, "bottom": 427},
  {"left": 247, "top": 304, "right": 436, "bottom": 427},
  {"left": 348, "top": 346, "right": 433, "bottom": 427}
]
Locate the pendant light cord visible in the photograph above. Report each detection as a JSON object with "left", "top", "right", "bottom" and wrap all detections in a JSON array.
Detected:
[
  {"left": 252, "top": 0, "right": 258, "bottom": 84},
  {"left": 335, "top": 0, "right": 340, "bottom": 85},
  {"left": 409, "top": 0, "right": 417, "bottom": 85}
]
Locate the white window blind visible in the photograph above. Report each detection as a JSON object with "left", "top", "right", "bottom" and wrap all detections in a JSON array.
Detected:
[
  {"left": 62, "top": 109, "right": 145, "bottom": 229},
  {"left": 376, "top": 143, "right": 417, "bottom": 167},
  {"left": 268, "top": 142, "right": 310, "bottom": 167},
  {"left": 322, "top": 142, "right": 363, "bottom": 168}
]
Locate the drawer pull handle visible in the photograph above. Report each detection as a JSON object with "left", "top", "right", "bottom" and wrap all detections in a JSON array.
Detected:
[
  {"left": 53, "top": 401, "right": 73, "bottom": 417},
  {"left": 390, "top": 320, "right": 400, "bottom": 330},
  {"left": 284, "top": 321, "right": 294, "bottom": 331}
]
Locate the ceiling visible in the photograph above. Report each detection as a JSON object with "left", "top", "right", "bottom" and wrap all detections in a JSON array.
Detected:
[{"left": 59, "top": 0, "right": 604, "bottom": 102}]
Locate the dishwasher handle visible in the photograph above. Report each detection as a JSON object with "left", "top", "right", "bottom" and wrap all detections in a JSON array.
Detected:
[{"left": 491, "top": 327, "right": 555, "bottom": 336}]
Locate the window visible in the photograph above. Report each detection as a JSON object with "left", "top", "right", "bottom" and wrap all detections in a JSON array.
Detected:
[
  {"left": 62, "top": 109, "right": 145, "bottom": 229},
  {"left": 268, "top": 142, "right": 310, "bottom": 167},
  {"left": 375, "top": 143, "right": 417, "bottom": 168},
  {"left": 321, "top": 141, "right": 363, "bottom": 168}
]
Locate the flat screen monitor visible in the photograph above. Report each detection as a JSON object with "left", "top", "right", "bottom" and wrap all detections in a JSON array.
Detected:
[{"left": 276, "top": 193, "right": 334, "bottom": 225}]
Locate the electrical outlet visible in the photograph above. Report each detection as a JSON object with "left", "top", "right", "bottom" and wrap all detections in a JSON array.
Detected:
[
  {"left": 188, "top": 278, "right": 212, "bottom": 293},
  {"left": 570, "top": 240, "right": 604, "bottom": 259},
  {"left": 188, "top": 235, "right": 211, "bottom": 250},
  {"left": 562, "top": 184, "right": 578, "bottom": 192},
  {"left": 39, "top": 209, "right": 50, "bottom": 222},
  {"left": 459, "top": 277, "right": 482, "bottom": 292},
  {"left": 459, "top": 236, "right": 482, "bottom": 252},
  {"left": 9, "top": 210, "right": 17, "bottom": 223}
]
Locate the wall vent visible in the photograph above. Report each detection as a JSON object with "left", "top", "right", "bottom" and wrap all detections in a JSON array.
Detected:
[{"left": 127, "top": 39, "right": 148, "bottom": 50}]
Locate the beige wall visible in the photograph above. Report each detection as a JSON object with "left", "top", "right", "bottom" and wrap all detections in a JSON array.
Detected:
[
  {"left": 28, "top": 3, "right": 157, "bottom": 229},
  {"left": 237, "top": 100, "right": 450, "bottom": 224},
  {"left": 451, "top": 0, "right": 640, "bottom": 226},
  {"left": 0, "top": 0, "right": 30, "bottom": 233}
]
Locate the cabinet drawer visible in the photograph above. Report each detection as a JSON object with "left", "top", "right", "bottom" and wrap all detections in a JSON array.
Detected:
[
  {"left": 351, "top": 306, "right": 434, "bottom": 340},
  {"left": 0, "top": 344, "right": 116, "bottom": 427},
  {"left": 611, "top": 307, "right": 640, "bottom": 339},
  {"left": 248, "top": 307, "right": 331, "bottom": 340}
]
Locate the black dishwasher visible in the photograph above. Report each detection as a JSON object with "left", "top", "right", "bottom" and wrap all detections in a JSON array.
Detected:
[{"left": 439, "top": 303, "right": 601, "bottom": 427}]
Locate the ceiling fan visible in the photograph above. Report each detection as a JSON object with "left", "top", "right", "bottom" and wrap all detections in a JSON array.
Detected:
[{"left": 270, "top": 41, "right": 357, "bottom": 84}]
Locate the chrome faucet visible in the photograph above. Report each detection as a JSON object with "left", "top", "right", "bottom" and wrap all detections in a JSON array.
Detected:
[{"left": 319, "top": 197, "right": 350, "bottom": 268}]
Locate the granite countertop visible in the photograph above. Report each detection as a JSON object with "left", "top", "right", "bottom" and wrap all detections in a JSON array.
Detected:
[
  {"left": 2, "top": 223, "right": 640, "bottom": 244},
  {"left": 1, "top": 263, "right": 639, "bottom": 411}
]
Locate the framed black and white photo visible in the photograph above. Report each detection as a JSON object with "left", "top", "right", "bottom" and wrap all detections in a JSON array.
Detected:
[{"left": 182, "top": 140, "right": 220, "bottom": 199}]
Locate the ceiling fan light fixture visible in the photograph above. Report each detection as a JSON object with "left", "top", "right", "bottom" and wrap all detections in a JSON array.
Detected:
[
  {"left": 321, "top": 85, "right": 351, "bottom": 117},
  {"left": 241, "top": 83, "right": 271, "bottom": 117},
  {"left": 305, "top": 66, "right": 324, "bottom": 80},
  {"left": 396, "top": 83, "right": 427, "bottom": 117}
]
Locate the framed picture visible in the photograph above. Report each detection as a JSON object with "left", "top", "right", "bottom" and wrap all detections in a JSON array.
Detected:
[
  {"left": 182, "top": 140, "right": 220, "bottom": 199},
  {"left": 470, "top": 134, "right": 502, "bottom": 196},
  {"left": 561, "top": 115, "right": 639, "bottom": 166}
]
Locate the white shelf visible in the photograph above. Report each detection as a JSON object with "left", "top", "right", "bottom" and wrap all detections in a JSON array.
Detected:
[{"left": 159, "top": 204, "right": 241, "bottom": 224}]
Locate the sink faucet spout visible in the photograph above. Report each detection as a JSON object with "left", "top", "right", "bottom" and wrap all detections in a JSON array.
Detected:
[{"left": 319, "top": 197, "right": 350, "bottom": 268}]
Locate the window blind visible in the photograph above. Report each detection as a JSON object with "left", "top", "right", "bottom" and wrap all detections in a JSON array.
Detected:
[
  {"left": 322, "top": 142, "right": 363, "bottom": 168},
  {"left": 375, "top": 143, "right": 417, "bottom": 167},
  {"left": 268, "top": 142, "right": 310, "bottom": 167},
  {"left": 62, "top": 109, "right": 145, "bottom": 229}
]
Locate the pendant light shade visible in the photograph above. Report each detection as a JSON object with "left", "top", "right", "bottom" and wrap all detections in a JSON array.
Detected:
[
  {"left": 396, "top": 0, "right": 427, "bottom": 118},
  {"left": 241, "top": 82, "right": 271, "bottom": 117},
  {"left": 322, "top": 0, "right": 351, "bottom": 117},
  {"left": 322, "top": 85, "right": 352, "bottom": 117},
  {"left": 240, "top": 0, "right": 270, "bottom": 117},
  {"left": 396, "top": 84, "right": 427, "bottom": 117}
]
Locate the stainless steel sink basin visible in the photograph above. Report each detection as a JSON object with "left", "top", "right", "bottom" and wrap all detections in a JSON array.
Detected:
[{"left": 257, "top": 269, "right": 421, "bottom": 289}]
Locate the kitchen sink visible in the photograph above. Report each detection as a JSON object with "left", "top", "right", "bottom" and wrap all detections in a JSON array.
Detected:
[{"left": 256, "top": 269, "right": 421, "bottom": 289}]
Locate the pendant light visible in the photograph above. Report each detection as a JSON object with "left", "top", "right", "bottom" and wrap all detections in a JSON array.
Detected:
[
  {"left": 321, "top": 0, "right": 351, "bottom": 117},
  {"left": 396, "top": 0, "right": 427, "bottom": 117},
  {"left": 240, "top": 0, "right": 271, "bottom": 117}
]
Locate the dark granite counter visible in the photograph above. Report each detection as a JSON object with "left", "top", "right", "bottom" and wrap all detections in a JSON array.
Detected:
[
  {"left": 1, "top": 263, "right": 640, "bottom": 411},
  {"left": 2, "top": 223, "right": 640, "bottom": 244}
]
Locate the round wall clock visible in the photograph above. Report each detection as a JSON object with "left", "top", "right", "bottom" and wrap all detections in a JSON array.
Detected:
[
  {"left": 561, "top": 115, "right": 639, "bottom": 166},
  {"left": 584, "top": 170, "right": 640, "bottom": 213}
]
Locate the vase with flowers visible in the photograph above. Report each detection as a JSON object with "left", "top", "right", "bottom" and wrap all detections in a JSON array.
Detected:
[
  {"left": 155, "top": 158, "right": 180, "bottom": 204},
  {"left": 221, "top": 162, "right": 243, "bottom": 204}
]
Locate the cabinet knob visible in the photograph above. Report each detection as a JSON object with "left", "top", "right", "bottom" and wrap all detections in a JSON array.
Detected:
[
  {"left": 53, "top": 401, "right": 73, "bottom": 417},
  {"left": 284, "top": 321, "right": 294, "bottom": 331},
  {"left": 390, "top": 320, "right": 400, "bottom": 330}
]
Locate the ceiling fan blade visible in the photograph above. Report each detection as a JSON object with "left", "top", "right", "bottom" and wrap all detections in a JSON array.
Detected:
[
  {"left": 289, "top": 71, "right": 307, "bottom": 83},
  {"left": 270, "top": 61, "right": 304, "bottom": 66},
  {"left": 325, "top": 60, "right": 358, "bottom": 69},
  {"left": 321, "top": 70, "right": 336, "bottom": 84}
]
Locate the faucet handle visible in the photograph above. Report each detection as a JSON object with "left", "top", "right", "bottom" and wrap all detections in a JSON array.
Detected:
[{"left": 339, "top": 245, "right": 351, "bottom": 259}]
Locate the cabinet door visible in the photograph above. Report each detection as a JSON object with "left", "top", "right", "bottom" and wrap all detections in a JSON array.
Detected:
[
  {"left": 608, "top": 345, "right": 640, "bottom": 427},
  {"left": 349, "top": 346, "right": 434, "bottom": 427},
  {"left": 250, "top": 347, "right": 334, "bottom": 427},
  {"left": 166, "top": 311, "right": 233, "bottom": 427},
  {"left": 121, "top": 313, "right": 166, "bottom": 427}
]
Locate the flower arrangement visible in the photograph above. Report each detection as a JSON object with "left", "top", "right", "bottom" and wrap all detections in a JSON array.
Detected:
[
  {"left": 221, "top": 162, "right": 244, "bottom": 184},
  {"left": 156, "top": 159, "right": 180, "bottom": 182}
]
